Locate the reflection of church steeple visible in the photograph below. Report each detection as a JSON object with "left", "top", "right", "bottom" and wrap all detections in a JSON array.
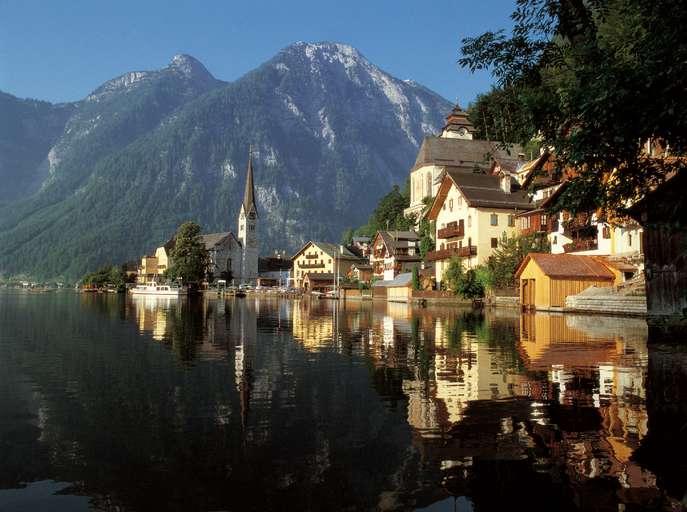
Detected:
[{"left": 233, "top": 301, "right": 256, "bottom": 437}]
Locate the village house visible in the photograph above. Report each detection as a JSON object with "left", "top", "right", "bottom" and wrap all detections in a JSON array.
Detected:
[
  {"left": 347, "top": 262, "right": 373, "bottom": 284},
  {"left": 516, "top": 152, "right": 644, "bottom": 263},
  {"left": 137, "top": 255, "right": 159, "bottom": 284},
  {"left": 257, "top": 254, "right": 292, "bottom": 288},
  {"left": 424, "top": 168, "right": 533, "bottom": 288},
  {"left": 403, "top": 102, "right": 524, "bottom": 223},
  {"left": 291, "top": 241, "right": 362, "bottom": 290},
  {"left": 369, "top": 231, "right": 421, "bottom": 281}
]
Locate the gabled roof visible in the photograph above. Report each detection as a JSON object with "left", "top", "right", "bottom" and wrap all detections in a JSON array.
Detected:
[
  {"left": 200, "top": 232, "right": 238, "bottom": 249},
  {"left": 291, "top": 241, "right": 361, "bottom": 261},
  {"left": 515, "top": 253, "right": 615, "bottom": 280},
  {"left": 413, "top": 136, "right": 522, "bottom": 172},
  {"left": 426, "top": 169, "right": 534, "bottom": 220}
]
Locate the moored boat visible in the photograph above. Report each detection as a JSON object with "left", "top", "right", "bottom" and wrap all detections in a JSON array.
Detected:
[{"left": 129, "top": 284, "right": 185, "bottom": 297}]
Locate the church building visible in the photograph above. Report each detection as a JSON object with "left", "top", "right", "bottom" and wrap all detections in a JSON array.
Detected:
[
  {"left": 144, "top": 150, "right": 259, "bottom": 285},
  {"left": 403, "top": 103, "right": 524, "bottom": 223}
]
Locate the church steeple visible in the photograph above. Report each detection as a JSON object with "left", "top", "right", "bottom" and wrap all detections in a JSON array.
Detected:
[
  {"left": 242, "top": 149, "right": 257, "bottom": 216},
  {"left": 237, "top": 147, "right": 259, "bottom": 285},
  {"left": 441, "top": 101, "right": 474, "bottom": 140}
]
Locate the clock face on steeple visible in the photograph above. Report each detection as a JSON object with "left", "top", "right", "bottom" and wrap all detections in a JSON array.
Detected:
[{"left": 458, "top": 127, "right": 467, "bottom": 136}]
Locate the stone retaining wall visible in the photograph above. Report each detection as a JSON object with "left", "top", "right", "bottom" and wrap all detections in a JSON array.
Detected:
[{"left": 565, "top": 294, "right": 647, "bottom": 316}]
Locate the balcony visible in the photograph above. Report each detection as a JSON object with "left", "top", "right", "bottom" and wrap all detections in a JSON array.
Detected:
[
  {"left": 563, "top": 239, "right": 598, "bottom": 253},
  {"left": 299, "top": 262, "right": 325, "bottom": 269},
  {"left": 425, "top": 245, "right": 477, "bottom": 262},
  {"left": 438, "top": 223, "right": 464, "bottom": 239}
]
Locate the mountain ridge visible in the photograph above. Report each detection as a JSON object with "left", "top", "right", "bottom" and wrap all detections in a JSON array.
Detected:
[{"left": 0, "top": 41, "right": 453, "bottom": 281}]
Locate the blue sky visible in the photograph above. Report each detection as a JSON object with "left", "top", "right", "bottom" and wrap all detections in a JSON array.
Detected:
[{"left": 0, "top": 0, "right": 516, "bottom": 105}]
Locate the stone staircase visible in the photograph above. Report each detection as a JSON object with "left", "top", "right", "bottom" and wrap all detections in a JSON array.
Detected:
[{"left": 565, "top": 275, "right": 647, "bottom": 316}]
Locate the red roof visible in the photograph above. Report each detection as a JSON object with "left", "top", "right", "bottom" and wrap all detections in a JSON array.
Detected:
[{"left": 515, "top": 253, "right": 615, "bottom": 280}]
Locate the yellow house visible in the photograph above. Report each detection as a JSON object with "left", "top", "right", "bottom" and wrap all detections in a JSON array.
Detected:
[
  {"left": 138, "top": 256, "right": 159, "bottom": 283},
  {"left": 425, "top": 169, "right": 534, "bottom": 287},
  {"left": 291, "top": 241, "right": 362, "bottom": 290},
  {"left": 515, "top": 253, "right": 619, "bottom": 310},
  {"left": 154, "top": 239, "right": 176, "bottom": 276}
]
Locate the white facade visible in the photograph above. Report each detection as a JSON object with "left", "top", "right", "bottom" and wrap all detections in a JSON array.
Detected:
[
  {"left": 237, "top": 206, "right": 258, "bottom": 284},
  {"left": 549, "top": 213, "right": 643, "bottom": 258}
]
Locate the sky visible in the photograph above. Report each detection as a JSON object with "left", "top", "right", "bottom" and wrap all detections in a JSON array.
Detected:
[{"left": 0, "top": 0, "right": 516, "bottom": 105}]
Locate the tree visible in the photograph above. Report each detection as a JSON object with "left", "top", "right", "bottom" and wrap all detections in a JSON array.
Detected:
[
  {"left": 412, "top": 265, "right": 421, "bottom": 291},
  {"left": 341, "top": 227, "right": 354, "bottom": 246},
  {"left": 417, "top": 196, "right": 435, "bottom": 259},
  {"left": 443, "top": 258, "right": 485, "bottom": 300},
  {"left": 81, "top": 265, "right": 125, "bottom": 290},
  {"left": 487, "top": 232, "right": 549, "bottom": 289},
  {"left": 459, "top": 0, "right": 687, "bottom": 215},
  {"left": 167, "top": 222, "right": 208, "bottom": 283},
  {"left": 349, "top": 181, "right": 414, "bottom": 238},
  {"left": 443, "top": 257, "right": 465, "bottom": 294}
]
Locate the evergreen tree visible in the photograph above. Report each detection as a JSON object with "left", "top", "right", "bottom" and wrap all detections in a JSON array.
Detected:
[{"left": 167, "top": 222, "right": 208, "bottom": 283}]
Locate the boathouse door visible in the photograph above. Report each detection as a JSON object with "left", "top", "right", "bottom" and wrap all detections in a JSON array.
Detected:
[{"left": 522, "top": 279, "right": 536, "bottom": 309}]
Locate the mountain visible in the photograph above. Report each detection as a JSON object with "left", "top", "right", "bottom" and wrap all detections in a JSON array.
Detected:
[
  {"left": 0, "top": 92, "right": 75, "bottom": 201},
  {"left": 0, "top": 42, "right": 452, "bottom": 281}
]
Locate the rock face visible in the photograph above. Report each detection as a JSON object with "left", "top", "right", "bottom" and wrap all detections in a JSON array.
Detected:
[{"left": 0, "top": 42, "right": 452, "bottom": 281}]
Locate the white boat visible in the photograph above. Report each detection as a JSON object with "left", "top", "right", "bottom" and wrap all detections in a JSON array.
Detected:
[{"left": 129, "top": 284, "right": 185, "bottom": 297}]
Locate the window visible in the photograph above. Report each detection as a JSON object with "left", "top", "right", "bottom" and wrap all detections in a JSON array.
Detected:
[
  {"left": 426, "top": 173, "right": 432, "bottom": 197},
  {"left": 628, "top": 233, "right": 632, "bottom": 246},
  {"left": 553, "top": 236, "right": 558, "bottom": 245},
  {"left": 468, "top": 216, "right": 472, "bottom": 228},
  {"left": 490, "top": 214, "right": 498, "bottom": 226},
  {"left": 541, "top": 214, "right": 547, "bottom": 225},
  {"left": 449, "top": 199, "right": 453, "bottom": 212},
  {"left": 602, "top": 226, "right": 611, "bottom": 239},
  {"left": 491, "top": 238, "right": 498, "bottom": 248},
  {"left": 249, "top": 224, "right": 255, "bottom": 231},
  {"left": 456, "top": 196, "right": 462, "bottom": 207},
  {"left": 508, "top": 214, "right": 515, "bottom": 227},
  {"left": 442, "top": 202, "right": 446, "bottom": 211}
]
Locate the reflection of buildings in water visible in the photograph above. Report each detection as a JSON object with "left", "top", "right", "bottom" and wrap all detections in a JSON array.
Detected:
[
  {"left": 291, "top": 300, "right": 335, "bottom": 351},
  {"left": 130, "top": 296, "right": 174, "bottom": 341},
  {"left": 517, "top": 312, "right": 654, "bottom": 494},
  {"left": 404, "top": 314, "right": 526, "bottom": 436}
]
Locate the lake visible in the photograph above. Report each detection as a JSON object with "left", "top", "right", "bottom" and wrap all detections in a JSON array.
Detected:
[{"left": 0, "top": 290, "right": 685, "bottom": 511}]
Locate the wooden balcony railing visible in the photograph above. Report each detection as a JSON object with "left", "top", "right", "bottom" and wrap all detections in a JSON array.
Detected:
[
  {"left": 425, "top": 245, "right": 477, "bottom": 262},
  {"left": 563, "top": 239, "right": 598, "bottom": 253},
  {"left": 299, "top": 262, "right": 325, "bottom": 269},
  {"left": 438, "top": 224, "right": 464, "bottom": 239}
]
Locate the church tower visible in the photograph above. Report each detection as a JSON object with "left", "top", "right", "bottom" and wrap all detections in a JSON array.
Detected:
[
  {"left": 238, "top": 149, "right": 259, "bottom": 284},
  {"left": 441, "top": 102, "right": 475, "bottom": 140}
]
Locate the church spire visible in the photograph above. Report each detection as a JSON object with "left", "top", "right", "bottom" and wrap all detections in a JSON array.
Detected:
[{"left": 242, "top": 147, "right": 257, "bottom": 216}]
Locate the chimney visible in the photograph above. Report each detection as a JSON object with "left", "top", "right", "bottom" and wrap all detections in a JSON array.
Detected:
[{"left": 500, "top": 174, "right": 513, "bottom": 194}]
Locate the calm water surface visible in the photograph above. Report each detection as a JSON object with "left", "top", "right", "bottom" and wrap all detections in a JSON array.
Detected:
[{"left": 0, "top": 290, "right": 686, "bottom": 511}]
